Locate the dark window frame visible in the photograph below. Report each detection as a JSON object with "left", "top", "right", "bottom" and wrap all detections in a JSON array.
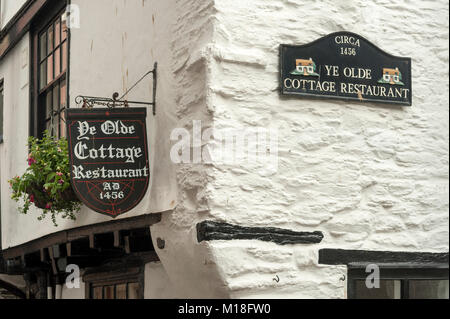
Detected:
[
  {"left": 0, "top": 79, "right": 4, "bottom": 144},
  {"left": 347, "top": 264, "right": 449, "bottom": 299},
  {"left": 83, "top": 263, "right": 145, "bottom": 300},
  {"left": 30, "top": 0, "right": 69, "bottom": 139}
]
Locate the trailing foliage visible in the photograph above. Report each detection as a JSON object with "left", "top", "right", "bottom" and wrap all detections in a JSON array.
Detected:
[{"left": 8, "top": 131, "right": 81, "bottom": 226}]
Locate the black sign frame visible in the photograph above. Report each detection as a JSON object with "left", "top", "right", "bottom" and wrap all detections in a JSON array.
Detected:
[
  {"left": 66, "top": 108, "right": 150, "bottom": 218},
  {"left": 280, "top": 31, "right": 412, "bottom": 106}
]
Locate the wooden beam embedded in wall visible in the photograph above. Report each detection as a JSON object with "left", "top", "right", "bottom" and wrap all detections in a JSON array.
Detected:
[
  {"left": 114, "top": 231, "right": 120, "bottom": 248},
  {"left": 47, "top": 247, "right": 58, "bottom": 275},
  {"left": 0, "top": 0, "right": 49, "bottom": 60},
  {"left": 66, "top": 242, "right": 72, "bottom": 257},
  {"left": 89, "top": 234, "right": 95, "bottom": 250},
  {"left": 124, "top": 236, "right": 131, "bottom": 254},
  {"left": 1, "top": 213, "right": 162, "bottom": 260}
]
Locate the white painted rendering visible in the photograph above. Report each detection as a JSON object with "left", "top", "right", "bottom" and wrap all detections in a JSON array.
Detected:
[
  {"left": 144, "top": 262, "right": 178, "bottom": 299},
  {"left": 151, "top": 0, "right": 449, "bottom": 299},
  {"left": 0, "top": 33, "right": 32, "bottom": 249},
  {"left": 1, "top": 0, "right": 178, "bottom": 248},
  {"left": 0, "top": 0, "right": 448, "bottom": 299},
  {"left": 0, "top": 0, "right": 28, "bottom": 28},
  {"left": 61, "top": 280, "right": 85, "bottom": 299}
]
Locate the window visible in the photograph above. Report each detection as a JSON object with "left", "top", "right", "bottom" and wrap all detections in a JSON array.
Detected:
[
  {"left": 83, "top": 265, "right": 144, "bottom": 300},
  {"left": 31, "top": 1, "right": 68, "bottom": 139},
  {"left": 348, "top": 266, "right": 449, "bottom": 299},
  {"left": 0, "top": 79, "right": 4, "bottom": 143},
  {"left": 90, "top": 281, "right": 142, "bottom": 300},
  {"left": 38, "top": 12, "right": 68, "bottom": 138}
]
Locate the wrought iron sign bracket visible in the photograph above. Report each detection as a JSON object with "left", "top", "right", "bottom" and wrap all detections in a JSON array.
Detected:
[{"left": 75, "top": 62, "right": 158, "bottom": 115}]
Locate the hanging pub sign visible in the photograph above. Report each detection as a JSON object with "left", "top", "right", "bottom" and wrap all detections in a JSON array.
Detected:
[
  {"left": 66, "top": 108, "right": 150, "bottom": 218},
  {"left": 280, "top": 31, "right": 412, "bottom": 106}
]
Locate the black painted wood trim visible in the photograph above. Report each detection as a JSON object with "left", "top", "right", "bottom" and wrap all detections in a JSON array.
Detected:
[
  {"left": 0, "top": 278, "right": 26, "bottom": 299},
  {"left": 1, "top": 212, "right": 163, "bottom": 260},
  {"left": 319, "top": 249, "right": 449, "bottom": 267},
  {"left": 0, "top": 253, "right": 5, "bottom": 273},
  {"left": 0, "top": 0, "right": 49, "bottom": 61},
  {"left": 197, "top": 221, "right": 324, "bottom": 245}
]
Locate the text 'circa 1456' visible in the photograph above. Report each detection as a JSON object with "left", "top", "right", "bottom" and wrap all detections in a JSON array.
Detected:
[
  {"left": 280, "top": 32, "right": 412, "bottom": 106},
  {"left": 66, "top": 108, "right": 150, "bottom": 218}
]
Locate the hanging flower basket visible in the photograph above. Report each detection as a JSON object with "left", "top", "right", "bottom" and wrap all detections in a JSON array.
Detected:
[{"left": 9, "top": 131, "right": 82, "bottom": 226}]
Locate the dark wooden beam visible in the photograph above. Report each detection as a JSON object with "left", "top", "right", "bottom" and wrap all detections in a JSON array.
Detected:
[
  {"left": 319, "top": 249, "right": 449, "bottom": 267},
  {"left": 1, "top": 213, "right": 162, "bottom": 259},
  {"left": 0, "top": 0, "right": 48, "bottom": 60},
  {"left": 4, "top": 257, "right": 25, "bottom": 275},
  {"left": 0, "top": 253, "right": 5, "bottom": 273},
  {"left": 66, "top": 242, "right": 72, "bottom": 257},
  {"left": 39, "top": 248, "right": 47, "bottom": 263},
  {"left": 47, "top": 247, "right": 58, "bottom": 275},
  {"left": 124, "top": 236, "right": 131, "bottom": 254},
  {"left": 114, "top": 231, "right": 120, "bottom": 248},
  {"left": 82, "top": 251, "right": 159, "bottom": 282},
  {"left": 67, "top": 238, "right": 96, "bottom": 256},
  {"left": 94, "top": 233, "right": 115, "bottom": 251},
  {"left": 0, "top": 279, "right": 26, "bottom": 299},
  {"left": 22, "top": 251, "right": 45, "bottom": 269},
  {"left": 66, "top": 213, "right": 162, "bottom": 242},
  {"left": 197, "top": 220, "right": 324, "bottom": 245},
  {"left": 89, "top": 234, "right": 95, "bottom": 249},
  {"left": 128, "top": 229, "right": 154, "bottom": 253},
  {"left": 57, "top": 256, "right": 112, "bottom": 272}
]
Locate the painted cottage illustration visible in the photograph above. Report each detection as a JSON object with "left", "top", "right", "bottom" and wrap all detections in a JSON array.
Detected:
[
  {"left": 378, "top": 67, "right": 404, "bottom": 85},
  {"left": 291, "top": 58, "right": 319, "bottom": 76}
]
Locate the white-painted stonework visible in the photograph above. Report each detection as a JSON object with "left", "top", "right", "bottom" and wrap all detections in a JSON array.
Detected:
[
  {"left": 151, "top": 0, "right": 449, "bottom": 298},
  {"left": 0, "top": 0, "right": 448, "bottom": 299}
]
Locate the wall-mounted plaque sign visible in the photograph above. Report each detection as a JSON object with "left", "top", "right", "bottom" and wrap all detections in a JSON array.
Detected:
[
  {"left": 280, "top": 31, "right": 412, "bottom": 106},
  {"left": 66, "top": 108, "right": 150, "bottom": 218}
]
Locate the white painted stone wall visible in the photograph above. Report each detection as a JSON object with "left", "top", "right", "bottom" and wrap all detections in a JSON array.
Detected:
[
  {"left": 0, "top": 33, "right": 34, "bottom": 249},
  {"left": 1, "top": 0, "right": 178, "bottom": 248},
  {"left": 144, "top": 262, "right": 178, "bottom": 299},
  {"left": 153, "top": 0, "right": 449, "bottom": 299},
  {"left": 1, "top": 0, "right": 448, "bottom": 299},
  {"left": 205, "top": 0, "right": 449, "bottom": 298},
  {"left": 0, "top": 0, "right": 28, "bottom": 28},
  {"left": 61, "top": 280, "right": 85, "bottom": 299}
]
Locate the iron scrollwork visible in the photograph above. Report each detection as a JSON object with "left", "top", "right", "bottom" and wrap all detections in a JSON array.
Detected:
[{"left": 75, "top": 62, "right": 158, "bottom": 115}]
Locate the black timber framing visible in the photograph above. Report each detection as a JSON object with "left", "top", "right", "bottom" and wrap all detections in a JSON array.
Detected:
[
  {"left": 0, "top": 213, "right": 161, "bottom": 298},
  {"left": 0, "top": 0, "right": 49, "bottom": 60},
  {"left": 1, "top": 213, "right": 161, "bottom": 260},
  {"left": 318, "top": 249, "right": 449, "bottom": 267},
  {"left": 197, "top": 220, "right": 324, "bottom": 245},
  {"left": 346, "top": 265, "right": 449, "bottom": 299},
  {"left": 0, "top": 278, "right": 26, "bottom": 299},
  {"left": 319, "top": 248, "right": 449, "bottom": 299}
]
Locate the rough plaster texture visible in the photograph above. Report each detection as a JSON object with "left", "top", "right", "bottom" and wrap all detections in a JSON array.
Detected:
[
  {"left": 0, "top": 0, "right": 449, "bottom": 299},
  {"left": 144, "top": 262, "right": 178, "bottom": 299},
  {"left": 0, "top": 0, "right": 28, "bottom": 28},
  {"left": 153, "top": 0, "right": 449, "bottom": 299},
  {"left": 1, "top": 0, "right": 178, "bottom": 248},
  {"left": 204, "top": 0, "right": 449, "bottom": 298}
]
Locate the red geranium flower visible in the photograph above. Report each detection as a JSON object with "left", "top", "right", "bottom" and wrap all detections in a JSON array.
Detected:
[{"left": 28, "top": 157, "right": 36, "bottom": 166}]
